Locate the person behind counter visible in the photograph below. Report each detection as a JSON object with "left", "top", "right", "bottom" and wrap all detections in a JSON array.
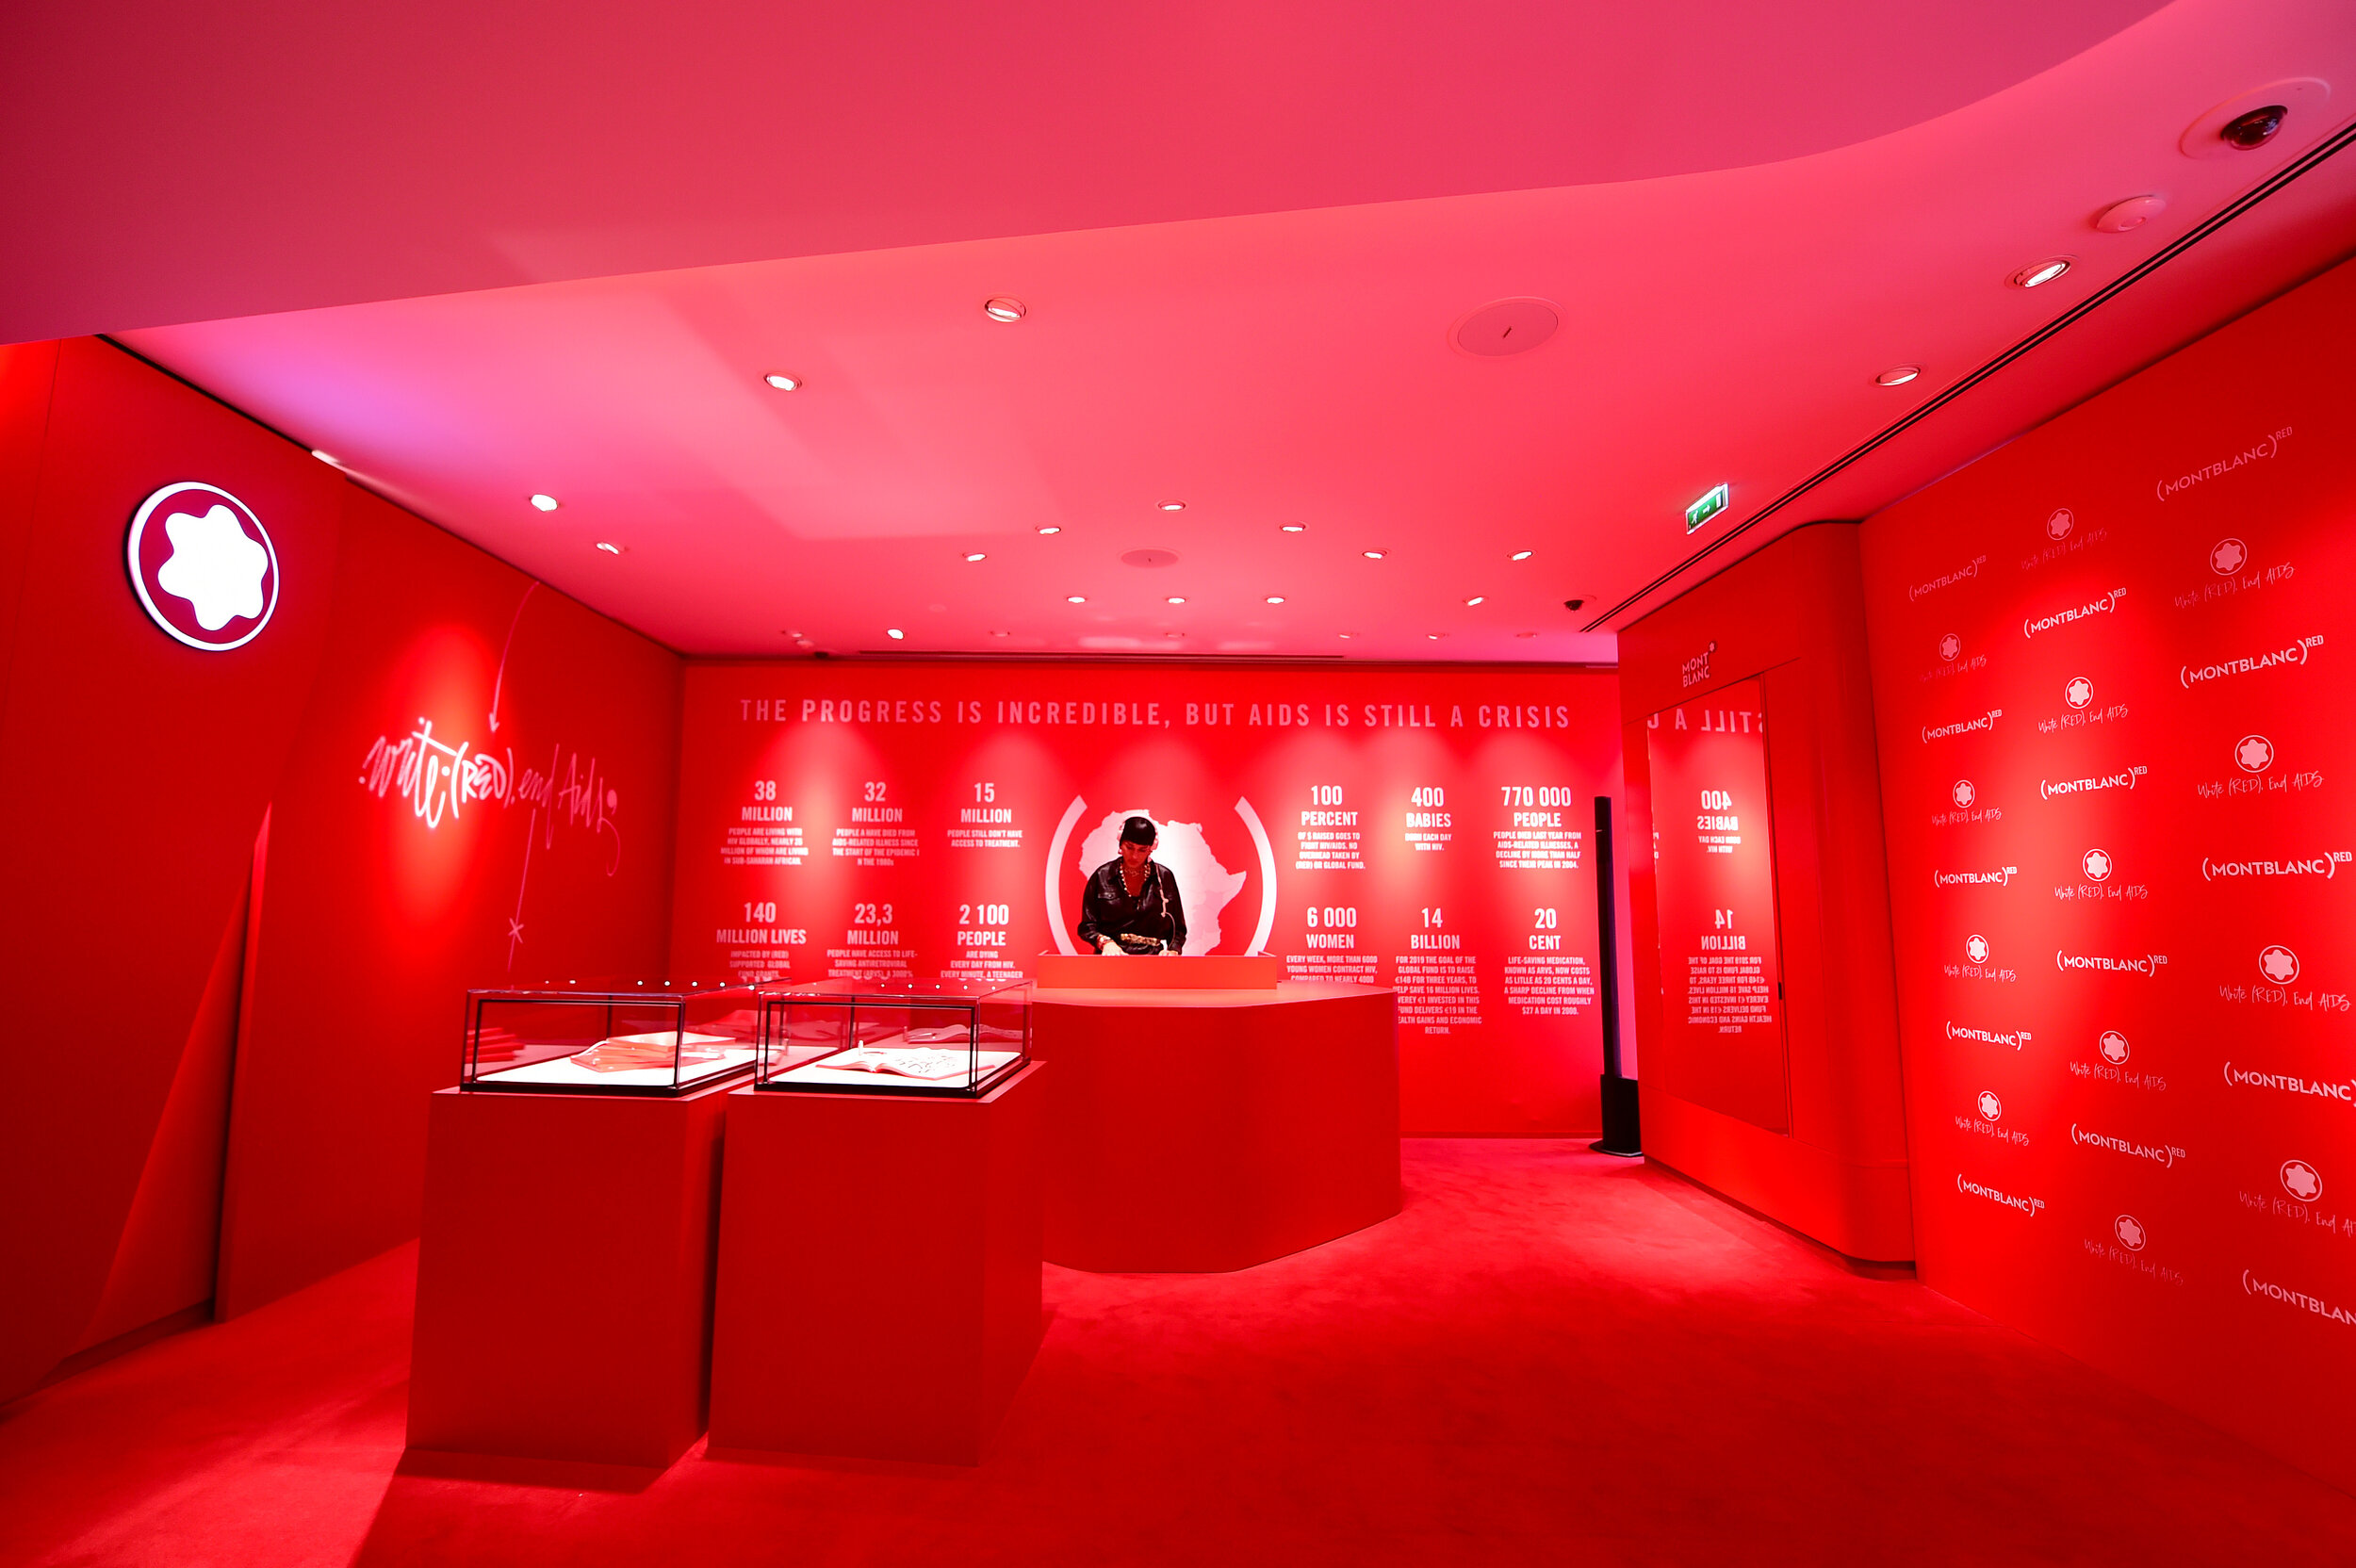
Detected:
[{"left": 1077, "top": 815, "right": 1187, "bottom": 956}]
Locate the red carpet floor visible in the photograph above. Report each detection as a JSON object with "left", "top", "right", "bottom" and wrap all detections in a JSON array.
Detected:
[{"left": 4, "top": 1140, "right": 2352, "bottom": 1566}]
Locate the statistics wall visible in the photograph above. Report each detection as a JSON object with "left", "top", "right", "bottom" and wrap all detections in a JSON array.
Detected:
[
  {"left": 672, "top": 662, "right": 1625, "bottom": 1134},
  {"left": 1860, "top": 255, "right": 2356, "bottom": 1491}
]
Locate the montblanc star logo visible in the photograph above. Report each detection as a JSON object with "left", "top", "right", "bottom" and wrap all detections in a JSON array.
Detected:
[
  {"left": 2209, "top": 537, "right": 2248, "bottom": 576},
  {"left": 1965, "top": 934, "right": 1990, "bottom": 964},
  {"left": 2046, "top": 508, "right": 2074, "bottom": 541},
  {"left": 1976, "top": 1090, "right": 2003, "bottom": 1122},
  {"left": 1938, "top": 632, "right": 1961, "bottom": 662},
  {"left": 1951, "top": 779, "right": 1975, "bottom": 808},
  {"left": 2236, "top": 735, "right": 2275, "bottom": 774},
  {"left": 2098, "top": 1030, "right": 2129, "bottom": 1066},
  {"left": 2115, "top": 1215, "right": 2147, "bottom": 1251},
  {"left": 125, "top": 482, "right": 280, "bottom": 652},
  {"left": 2064, "top": 676, "right": 2094, "bottom": 710},
  {"left": 2082, "top": 848, "right": 2114, "bottom": 882},
  {"left": 2259, "top": 945, "right": 2300, "bottom": 985},
  {"left": 2282, "top": 1160, "right": 2322, "bottom": 1202}
]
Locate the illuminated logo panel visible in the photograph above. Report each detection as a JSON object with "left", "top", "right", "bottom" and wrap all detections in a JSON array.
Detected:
[{"left": 125, "top": 482, "right": 279, "bottom": 651}]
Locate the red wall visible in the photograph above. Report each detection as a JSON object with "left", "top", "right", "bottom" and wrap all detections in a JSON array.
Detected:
[
  {"left": 1619, "top": 525, "right": 1911, "bottom": 1261},
  {"left": 1860, "top": 256, "right": 2356, "bottom": 1491},
  {"left": 670, "top": 662, "right": 1627, "bottom": 1135},
  {"left": 0, "top": 340, "right": 680, "bottom": 1400}
]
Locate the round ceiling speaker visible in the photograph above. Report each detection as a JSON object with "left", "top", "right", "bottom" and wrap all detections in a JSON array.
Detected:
[
  {"left": 1121, "top": 548, "right": 1180, "bottom": 568},
  {"left": 1452, "top": 298, "right": 1561, "bottom": 357},
  {"left": 2180, "top": 79, "right": 2331, "bottom": 159}
]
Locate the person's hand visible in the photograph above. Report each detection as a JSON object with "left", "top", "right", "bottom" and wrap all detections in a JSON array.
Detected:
[
  {"left": 1159, "top": 947, "right": 1179, "bottom": 956},
  {"left": 1098, "top": 939, "right": 1122, "bottom": 956}
]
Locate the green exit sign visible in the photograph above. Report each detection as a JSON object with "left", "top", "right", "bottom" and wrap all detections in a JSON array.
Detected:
[{"left": 1685, "top": 482, "right": 1729, "bottom": 533}]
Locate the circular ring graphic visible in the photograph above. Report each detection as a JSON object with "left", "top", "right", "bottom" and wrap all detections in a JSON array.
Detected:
[{"left": 125, "top": 481, "right": 280, "bottom": 651}]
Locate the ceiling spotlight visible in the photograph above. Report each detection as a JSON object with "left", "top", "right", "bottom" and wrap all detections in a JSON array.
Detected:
[
  {"left": 887, "top": 628, "right": 905, "bottom": 640},
  {"left": 2010, "top": 257, "right": 2073, "bottom": 289},
  {"left": 1464, "top": 596, "right": 1486, "bottom": 606},
  {"left": 1167, "top": 596, "right": 1186, "bottom": 604},
  {"left": 990, "top": 629, "right": 1010, "bottom": 638},
  {"left": 2093, "top": 195, "right": 2168, "bottom": 233},
  {"left": 1158, "top": 500, "right": 1186, "bottom": 513},
  {"left": 1510, "top": 549, "right": 1533, "bottom": 562},
  {"left": 1164, "top": 630, "right": 1186, "bottom": 639},
  {"left": 1514, "top": 631, "right": 1538, "bottom": 639},
  {"left": 1362, "top": 550, "right": 1386, "bottom": 561},
  {"left": 1875, "top": 366, "right": 1921, "bottom": 386},
  {"left": 2221, "top": 105, "right": 2288, "bottom": 150},
  {"left": 1066, "top": 595, "right": 1087, "bottom": 604},
  {"left": 1265, "top": 595, "right": 1285, "bottom": 605},
  {"left": 595, "top": 541, "right": 622, "bottom": 554},
  {"left": 984, "top": 297, "right": 1026, "bottom": 323},
  {"left": 964, "top": 551, "right": 988, "bottom": 563},
  {"left": 531, "top": 494, "right": 560, "bottom": 512},
  {"left": 1337, "top": 632, "right": 1354, "bottom": 640},
  {"left": 1038, "top": 525, "right": 1061, "bottom": 535},
  {"left": 310, "top": 449, "right": 339, "bottom": 465},
  {"left": 1426, "top": 632, "right": 1445, "bottom": 641},
  {"left": 1281, "top": 524, "right": 1306, "bottom": 533},
  {"left": 763, "top": 373, "right": 803, "bottom": 391}
]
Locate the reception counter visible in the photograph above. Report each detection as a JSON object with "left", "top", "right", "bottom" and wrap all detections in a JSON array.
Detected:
[{"left": 1033, "top": 978, "right": 1399, "bottom": 1272}]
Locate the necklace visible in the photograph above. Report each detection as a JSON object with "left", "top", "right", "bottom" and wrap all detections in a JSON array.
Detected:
[{"left": 1121, "top": 860, "right": 1148, "bottom": 898}]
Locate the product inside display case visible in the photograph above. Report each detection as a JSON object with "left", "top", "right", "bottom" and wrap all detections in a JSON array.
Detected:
[
  {"left": 756, "top": 978, "right": 1031, "bottom": 1096},
  {"left": 461, "top": 979, "right": 762, "bottom": 1094}
]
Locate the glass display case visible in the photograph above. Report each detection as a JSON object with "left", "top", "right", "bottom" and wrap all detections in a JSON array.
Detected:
[
  {"left": 755, "top": 977, "right": 1032, "bottom": 1097},
  {"left": 461, "top": 979, "right": 762, "bottom": 1095}
]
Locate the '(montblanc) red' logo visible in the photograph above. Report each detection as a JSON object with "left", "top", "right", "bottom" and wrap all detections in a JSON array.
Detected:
[
  {"left": 2259, "top": 945, "right": 2300, "bottom": 985},
  {"left": 1952, "top": 779, "right": 1975, "bottom": 808},
  {"left": 2236, "top": 735, "right": 2274, "bottom": 774},
  {"left": 2115, "top": 1215, "right": 2147, "bottom": 1251},
  {"left": 2064, "top": 676, "right": 2095, "bottom": 710},
  {"left": 2046, "top": 508, "right": 2074, "bottom": 541},
  {"left": 2082, "top": 848, "right": 2113, "bottom": 882},
  {"left": 126, "top": 482, "right": 280, "bottom": 651},
  {"left": 1977, "top": 1090, "right": 2003, "bottom": 1121},
  {"left": 1965, "top": 934, "right": 1990, "bottom": 964},
  {"left": 1938, "top": 632, "right": 1961, "bottom": 662},
  {"left": 2098, "top": 1030, "right": 2129, "bottom": 1065},
  {"left": 2281, "top": 1159, "right": 2322, "bottom": 1202}
]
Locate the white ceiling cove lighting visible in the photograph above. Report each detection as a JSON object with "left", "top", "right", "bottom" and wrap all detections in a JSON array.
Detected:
[
  {"left": 530, "top": 493, "right": 560, "bottom": 512},
  {"left": 983, "top": 297, "right": 1026, "bottom": 322},
  {"left": 309, "top": 449, "right": 338, "bottom": 465},
  {"left": 1281, "top": 524, "right": 1306, "bottom": 533},
  {"left": 763, "top": 372, "right": 803, "bottom": 391},
  {"left": 1874, "top": 365, "right": 1921, "bottom": 386},
  {"left": 1167, "top": 596, "right": 1186, "bottom": 604},
  {"left": 1362, "top": 549, "right": 1385, "bottom": 560},
  {"left": 2010, "top": 256, "right": 2073, "bottom": 288}
]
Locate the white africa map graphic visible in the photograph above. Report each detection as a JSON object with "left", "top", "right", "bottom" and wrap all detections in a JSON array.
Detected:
[{"left": 1079, "top": 808, "right": 1246, "bottom": 954}]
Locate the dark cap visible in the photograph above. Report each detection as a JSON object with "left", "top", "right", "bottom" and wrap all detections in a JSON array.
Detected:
[{"left": 1120, "top": 815, "right": 1158, "bottom": 846}]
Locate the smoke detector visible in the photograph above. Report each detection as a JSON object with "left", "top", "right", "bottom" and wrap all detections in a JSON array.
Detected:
[{"left": 1452, "top": 298, "right": 1561, "bottom": 357}]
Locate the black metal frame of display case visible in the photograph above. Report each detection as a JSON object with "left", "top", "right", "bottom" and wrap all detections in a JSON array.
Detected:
[{"left": 753, "top": 981, "right": 1033, "bottom": 1099}]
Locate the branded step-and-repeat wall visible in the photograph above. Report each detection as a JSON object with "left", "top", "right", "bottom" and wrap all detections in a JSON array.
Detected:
[
  {"left": 1860, "top": 257, "right": 2356, "bottom": 1490},
  {"left": 672, "top": 662, "right": 1624, "bottom": 1133}
]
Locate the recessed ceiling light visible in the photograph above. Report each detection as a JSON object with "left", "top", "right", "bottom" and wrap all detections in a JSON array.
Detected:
[
  {"left": 2093, "top": 195, "right": 2167, "bottom": 233},
  {"left": 1167, "top": 596, "right": 1186, "bottom": 604},
  {"left": 1066, "top": 595, "right": 1087, "bottom": 604},
  {"left": 594, "top": 541, "right": 622, "bottom": 554},
  {"left": 1514, "top": 630, "right": 1538, "bottom": 639},
  {"left": 1164, "top": 631, "right": 1186, "bottom": 639},
  {"left": 1362, "top": 550, "right": 1385, "bottom": 561},
  {"left": 1427, "top": 632, "right": 1445, "bottom": 640},
  {"left": 887, "top": 628, "right": 905, "bottom": 640},
  {"left": 763, "top": 373, "right": 803, "bottom": 391},
  {"left": 1337, "top": 632, "right": 1353, "bottom": 639},
  {"left": 1158, "top": 500, "right": 1186, "bottom": 512},
  {"left": 1509, "top": 549, "right": 1533, "bottom": 562},
  {"left": 984, "top": 297, "right": 1026, "bottom": 322},
  {"left": 1464, "top": 596, "right": 1485, "bottom": 606},
  {"left": 310, "top": 449, "right": 339, "bottom": 465},
  {"left": 1874, "top": 365, "right": 1921, "bottom": 386},
  {"left": 531, "top": 494, "right": 560, "bottom": 512},
  {"left": 2010, "top": 257, "right": 2073, "bottom": 289},
  {"left": 964, "top": 551, "right": 987, "bottom": 563},
  {"left": 990, "top": 629, "right": 1010, "bottom": 637},
  {"left": 1281, "top": 524, "right": 1306, "bottom": 533},
  {"left": 1265, "top": 596, "right": 1285, "bottom": 605},
  {"left": 1038, "top": 525, "right": 1061, "bottom": 535}
]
